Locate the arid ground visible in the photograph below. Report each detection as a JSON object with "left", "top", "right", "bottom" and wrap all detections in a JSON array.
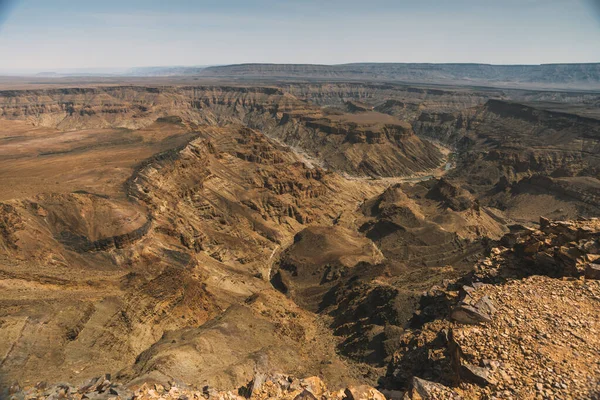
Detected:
[{"left": 1, "top": 74, "right": 600, "bottom": 399}]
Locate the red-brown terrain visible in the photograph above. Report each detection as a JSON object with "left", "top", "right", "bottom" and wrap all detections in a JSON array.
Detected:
[{"left": 0, "top": 78, "right": 599, "bottom": 400}]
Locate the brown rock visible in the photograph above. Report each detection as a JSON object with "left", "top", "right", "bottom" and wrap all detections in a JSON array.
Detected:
[
  {"left": 501, "top": 233, "right": 519, "bottom": 247},
  {"left": 460, "top": 363, "right": 495, "bottom": 386},
  {"left": 540, "top": 216, "right": 551, "bottom": 230},
  {"left": 250, "top": 373, "right": 266, "bottom": 396},
  {"left": 293, "top": 389, "right": 318, "bottom": 400},
  {"left": 523, "top": 241, "right": 543, "bottom": 255},
  {"left": 344, "top": 386, "right": 386, "bottom": 400},
  {"left": 300, "top": 376, "right": 327, "bottom": 398},
  {"left": 446, "top": 329, "right": 463, "bottom": 384},
  {"left": 474, "top": 295, "right": 496, "bottom": 316},
  {"left": 459, "top": 285, "right": 475, "bottom": 300},
  {"left": 451, "top": 303, "right": 492, "bottom": 325},
  {"left": 585, "top": 263, "right": 600, "bottom": 279},
  {"left": 380, "top": 389, "right": 405, "bottom": 400},
  {"left": 78, "top": 377, "right": 99, "bottom": 393},
  {"left": 586, "top": 254, "right": 600, "bottom": 263}
]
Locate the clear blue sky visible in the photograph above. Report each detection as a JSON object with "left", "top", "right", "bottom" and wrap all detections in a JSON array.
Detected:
[{"left": 0, "top": 0, "right": 599, "bottom": 71}]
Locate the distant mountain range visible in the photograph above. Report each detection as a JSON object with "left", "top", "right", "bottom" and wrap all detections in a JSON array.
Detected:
[
  {"left": 195, "top": 63, "right": 600, "bottom": 90},
  {"left": 6, "top": 63, "right": 600, "bottom": 90}
]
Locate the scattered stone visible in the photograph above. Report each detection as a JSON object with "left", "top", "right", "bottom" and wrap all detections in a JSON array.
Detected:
[{"left": 9, "top": 373, "right": 392, "bottom": 400}]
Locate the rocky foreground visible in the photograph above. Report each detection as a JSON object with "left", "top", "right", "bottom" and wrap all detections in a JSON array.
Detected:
[
  {"left": 2, "top": 374, "right": 388, "bottom": 400},
  {"left": 389, "top": 217, "right": 600, "bottom": 399},
  {"left": 4, "top": 217, "right": 600, "bottom": 400}
]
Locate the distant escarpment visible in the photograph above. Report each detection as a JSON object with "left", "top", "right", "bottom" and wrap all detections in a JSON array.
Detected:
[
  {"left": 197, "top": 62, "right": 600, "bottom": 90},
  {"left": 264, "top": 110, "right": 445, "bottom": 176},
  {"left": 409, "top": 99, "right": 600, "bottom": 177},
  {"left": 413, "top": 99, "right": 600, "bottom": 224},
  {"left": 458, "top": 100, "right": 600, "bottom": 178}
]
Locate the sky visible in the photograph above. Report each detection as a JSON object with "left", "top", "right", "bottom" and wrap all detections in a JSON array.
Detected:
[{"left": 0, "top": 0, "right": 599, "bottom": 72}]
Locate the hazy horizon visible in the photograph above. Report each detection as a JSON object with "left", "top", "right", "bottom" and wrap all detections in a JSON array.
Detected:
[
  {"left": 4, "top": 61, "right": 600, "bottom": 77},
  {"left": 0, "top": 0, "right": 599, "bottom": 72}
]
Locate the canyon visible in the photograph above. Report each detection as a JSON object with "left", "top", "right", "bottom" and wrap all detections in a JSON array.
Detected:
[{"left": 0, "top": 77, "right": 599, "bottom": 400}]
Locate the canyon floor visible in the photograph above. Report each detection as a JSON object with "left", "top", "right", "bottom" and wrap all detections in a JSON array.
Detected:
[{"left": 0, "top": 78, "right": 599, "bottom": 400}]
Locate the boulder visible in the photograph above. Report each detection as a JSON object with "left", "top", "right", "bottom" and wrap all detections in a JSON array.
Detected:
[
  {"left": 523, "top": 241, "right": 543, "bottom": 255},
  {"left": 300, "top": 376, "right": 327, "bottom": 398},
  {"left": 501, "top": 233, "right": 518, "bottom": 248},
  {"left": 450, "top": 303, "right": 492, "bottom": 325},
  {"left": 94, "top": 378, "right": 111, "bottom": 393},
  {"left": 446, "top": 329, "right": 463, "bottom": 384},
  {"left": 585, "top": 254, "right": 600, "bottom": 263},
  {"left": 250, "top": 373, "right": 266, "bottom": 396},
  {"left": 581, "top": 240, "right": 600, "bottom": 254},
  {"left": 474, "top": 295, "right": 496, "bottom": 316},
  {"left": 555, "top": 246, "right": 585, "bottom": 275},
  {"left": 344, "top": 385, "right": 386, "bottom": 400},
  {"left": 540, "top": 216, "right": 551, "bottom": 230},
  {"left": 460, "top": 363, "right": 495, "bottom": 386},
  {"left": 585, "top": 263, "right": 600, "bottom": 280},
  {"left": 380, "top": 389, "right": 405, "bottom": 400},
  {"left": 533, "top": 251, "right": 557, "bottom": 269},
  {"left": 459, "top": 285, "right": 475, "bottom": 300}
]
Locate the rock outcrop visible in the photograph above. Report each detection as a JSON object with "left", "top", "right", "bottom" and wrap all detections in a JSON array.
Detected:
[{"left": 386, "top": 217, "right": 600, "bottom": 400}]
